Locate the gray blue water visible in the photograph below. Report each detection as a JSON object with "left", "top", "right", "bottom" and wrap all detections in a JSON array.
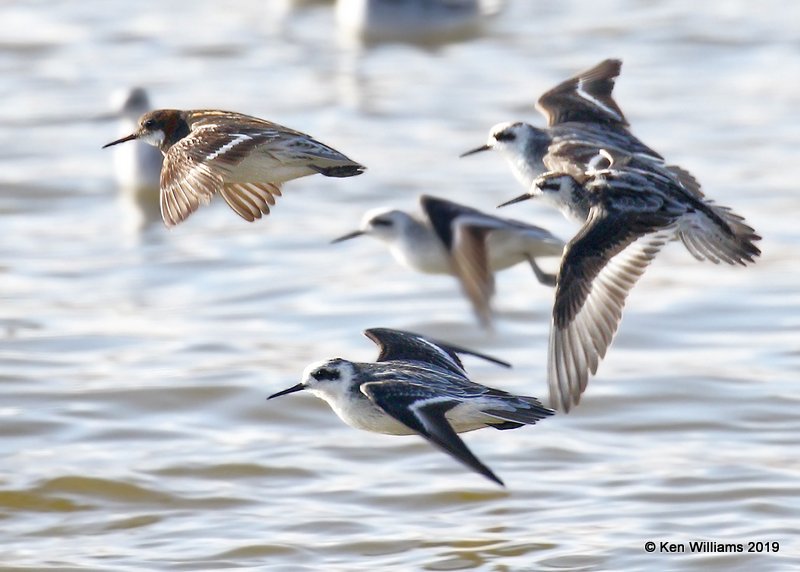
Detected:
[{"left": 1, "top": 0, "right": 798, "bottom": 570}]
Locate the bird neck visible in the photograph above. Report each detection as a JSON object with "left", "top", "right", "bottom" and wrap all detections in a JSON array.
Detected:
[
  {"left": 162, "top": 112, "right": 191, "bottom": 152},
  {"left": 507, "top": 131, "right": 550, "bottom": 188}
]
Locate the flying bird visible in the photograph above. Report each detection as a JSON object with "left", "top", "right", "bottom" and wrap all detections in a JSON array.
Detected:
[
  {"left": 269, "top": 327, "right": 554, "bottom": 486},
  {"left": 332, "top": 195, "right": 564, "bottom": 327},
  {"left": 103, "top": 109, "right": 365, "bottom": 227}
]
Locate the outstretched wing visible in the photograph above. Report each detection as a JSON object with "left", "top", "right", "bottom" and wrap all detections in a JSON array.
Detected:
[
  {"left": 361, "top": 380, "right": 504, "bottom": 486},
  {"left": 160, "top": 125, "right": 282, "bottom": 226},
  {"left": 421, "top": 195, "right": 562, "bottom": 328},
  {"left": 450, "top": 219, "right": 496, "bottom": 329},
  {"left": 549, "top": 202, "right": 674, "bottom": 412},
  {"left": 536, "top": 59, "right": 627, "bottom": 127},
  {"left": 364, "top": 328, "right": 510, "bottom": 376},
  {"left": 160, "top": 141, "right": 223, "bottom": 227}
]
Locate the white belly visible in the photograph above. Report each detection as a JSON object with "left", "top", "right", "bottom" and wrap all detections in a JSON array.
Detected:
[{"left": 486, "top": 230, "right": 564, "bottom": 271}]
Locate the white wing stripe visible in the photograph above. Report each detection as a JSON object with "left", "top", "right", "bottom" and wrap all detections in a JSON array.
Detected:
[
  {"left": 576, "top": 83, "right": 623, "bottom": 122},
  {"left": 205, "top": 133, "right": 253, "bottom": 161}
]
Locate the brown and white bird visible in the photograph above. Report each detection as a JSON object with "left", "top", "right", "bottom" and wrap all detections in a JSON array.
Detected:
[
  {"left": 103, "top": 109, "right": 365, "bottom": 227},
  {"left": 499, "top": 152, "right": 761, "bottom": 412}
]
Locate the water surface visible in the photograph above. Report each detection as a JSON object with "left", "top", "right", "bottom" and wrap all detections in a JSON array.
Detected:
[{"left": 1, "top": 1, "right": 798, "bottom": 570}]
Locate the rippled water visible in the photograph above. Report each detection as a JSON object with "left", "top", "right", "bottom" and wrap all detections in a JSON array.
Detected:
[{"left": 1, "top": 0, "right": 799, "bottom": 570}]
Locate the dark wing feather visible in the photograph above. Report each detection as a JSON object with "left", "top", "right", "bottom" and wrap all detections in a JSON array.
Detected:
[
  {"left": 450, "top": 221, "right": 495, "bottom": 329},
  {"left": 160, "top": 126, "right": 279, "bottom": 226},
  {"left": 361, "top": 381, "right": 504, "bottom": 486},
  {"left": 544, "top": 125, "right": 664, "bottom": 179},
  {"left": 160, "top": 143, "right": 222, "bottom": 227},
  {"left": 420, "top": 195, "right": 483, "bottom": 249},
  {"left": 219, "top": 182, "right": 283, "bottom": 222},
  {"left": 549, "top": 201, "right": 674, "bottom": 412},
  {"left": 364, "top": 328, "right": 510, "bottom": 374},
  {"left": 187, "top": 110, "right": 310, "bottom": 137},
  {"left": 536, "top": 59, "right": 627, "bottom": 127}
]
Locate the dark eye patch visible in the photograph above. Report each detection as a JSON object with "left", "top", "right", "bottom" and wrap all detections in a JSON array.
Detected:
[
  {"left": 313, "top": 368, "right": 340, "bottom": 381},
  {"left": 143, "top": 119, "right": 156, "bottom": 129},
  {"left": 494, "top": 130, "right": 517, "bottom": 142},
  {"left": 371, "top": 218, "right": 393, "bottom": 227}
]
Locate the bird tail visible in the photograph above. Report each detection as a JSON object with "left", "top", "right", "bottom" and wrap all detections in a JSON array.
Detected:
[
  {"left": 678, "top": 202, "right": 761, "bottom": 266},
  {"left": 483, "top": 396, "right": 555, "bottom": 428},
  {"left": 310, "top": 163, "right": 366, "bottom": 178}
]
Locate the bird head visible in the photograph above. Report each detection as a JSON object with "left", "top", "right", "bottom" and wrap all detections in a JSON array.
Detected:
[{"left": 103, "top": 109, "right": 187, "bottom": 151}]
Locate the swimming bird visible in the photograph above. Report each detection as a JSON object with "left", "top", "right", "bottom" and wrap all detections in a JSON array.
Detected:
[
  {"left": 498, "top": 152, "right": 761, "bottom": 412},
  {"left": 332, "top": 195, "right": 565, "bottom": 327},
  {"left": 269, "top": 327, "right": 554, "bottom": 486},
  {"left": 336, "top": 0, "right": 502, "bottom": 45},
  {"left": 107, "top": 87, "right": 163, "bottom": 195},
  {"left": 103, "top": 109, "right": 365, "bottom": 227}
]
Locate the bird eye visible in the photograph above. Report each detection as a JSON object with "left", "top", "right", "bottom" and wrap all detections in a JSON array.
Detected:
[
  {"left": 494, "top": 130, "right": 516, "bottom": 142},
  {"left": 371, "top": 218, "right": 393, "bottom": 227},
  {"left": 143, "top": 118, "right": 156, "bottom": 129},
  {"left": 312, "top": 368, "right": 340, "bottom": 381}
]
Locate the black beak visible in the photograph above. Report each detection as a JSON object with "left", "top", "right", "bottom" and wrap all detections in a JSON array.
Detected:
[
  {"left": 330, "top": 230, "right": 365, "bottom": 244},
  {"left": 459, "top": 144, "right": 491, "bottom": 158},
  {"left": 497, "top": 193, "right": 533, "bottom": 208},
  {"left": 267, "top": 383, "right": 306, "bottom": 400},
  {"left": 102, "top": 132, "right": 138, "bottom": 149}
]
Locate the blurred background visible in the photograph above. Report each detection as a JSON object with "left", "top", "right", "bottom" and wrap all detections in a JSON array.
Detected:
[{"left": 1, "top": 0, "right": 799, "bottom": 570}]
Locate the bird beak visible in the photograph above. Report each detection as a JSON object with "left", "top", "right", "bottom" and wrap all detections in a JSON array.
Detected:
[
  {"left": 330, "top": 230, "right": 365, "bottom": 244},
  {"left": 459, "top": 144, "right": 491, "bottom": 158},
  {"left": 267, "top": 383, "right": 306, "bottom": 400},
  {"left": 102, "top": 132, "right": 139, "bottom": 149},
  {"left": 497, "top": 193, "right": 533, "bottom": 208}
]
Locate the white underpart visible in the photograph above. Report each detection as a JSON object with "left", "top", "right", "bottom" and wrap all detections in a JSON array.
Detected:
[
  {"left": 139, "top": 129, "right": 165, "bottom": 148},
  {"left": 488, "top": 124, "right": 545, "bottom": 188},
  {"left": 534, "top": 176, "right": 585, "bottom": 223},
  {"left": 361, "top": 210, "right": 450, "bottom": 274},
  {"left": 206, "top": 133, "right": 252, "bottom": 161},
  {"left": 576, "top": 81, "right": 622, "bottom": 121}
]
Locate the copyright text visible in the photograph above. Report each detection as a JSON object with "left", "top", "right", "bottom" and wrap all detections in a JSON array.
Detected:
[{"left": 643, "top": 540, "right": 779, "bottom": 554}]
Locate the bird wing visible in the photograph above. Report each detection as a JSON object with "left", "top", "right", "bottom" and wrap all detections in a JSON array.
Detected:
[
  {"left": 451, "top": 214, "right": 565, "bottom": 327},
  {"left": 420, "top": 196, "right": 562, "bottom": 327},
  {"left": 187, "top": 109, "right": 310, "bottom": 137},
  {"left": 419, "top": 194, "right": 470, "bottom": 249},
  {"left": 549, "top": 200, "right": 674, "bottom": 412},
  {"left": 160, "top": 140, "right": 224, "bottom": 227},
  {"left": 190, "top": 110, "right": 363, "bottom": 167},
  {"left": 160, "top": 125, "right": 282, "bottom": 226},
  {"left": 543, "top": 125, "right": 666, "bottom": 182},
  {"left": 449, "top": 217, "right": 497, "bottom": 329},
  {"left": 218, "top": 181, "right": 283, "bottom": 223},
  {"left": 363, "top": 328, "right": 510, "bottom": 375},
  {"left": 536, "top": 59, "right": 628, "bottom": 127},
  {"left": 361, "top": 380, "right": 504, "bottom": 485},
  {"left": 420, "top": 194, "right": 561, "bottom": 245}
]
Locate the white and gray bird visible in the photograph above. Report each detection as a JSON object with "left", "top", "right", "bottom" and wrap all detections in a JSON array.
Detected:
[
  {"left": 107, "top": 87, "right": 163, "bottom": 195},
  {"left": 460, "top": 58, "right": 700, "bottom": 194},
  {"left": 103, "top": 109, "right": 365, "bottom": 227},
  {"left": 332, "top": 195, "right": 565, "bottom": 327},
  {"left": 336, "top": 0, "right": 503, "bottom": 45},
  {"left": 498, "top": 152, "right": 761, "bottom": 412},
  {"left": 268, "top": 327, "right": 554, "bottom": 486}
]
